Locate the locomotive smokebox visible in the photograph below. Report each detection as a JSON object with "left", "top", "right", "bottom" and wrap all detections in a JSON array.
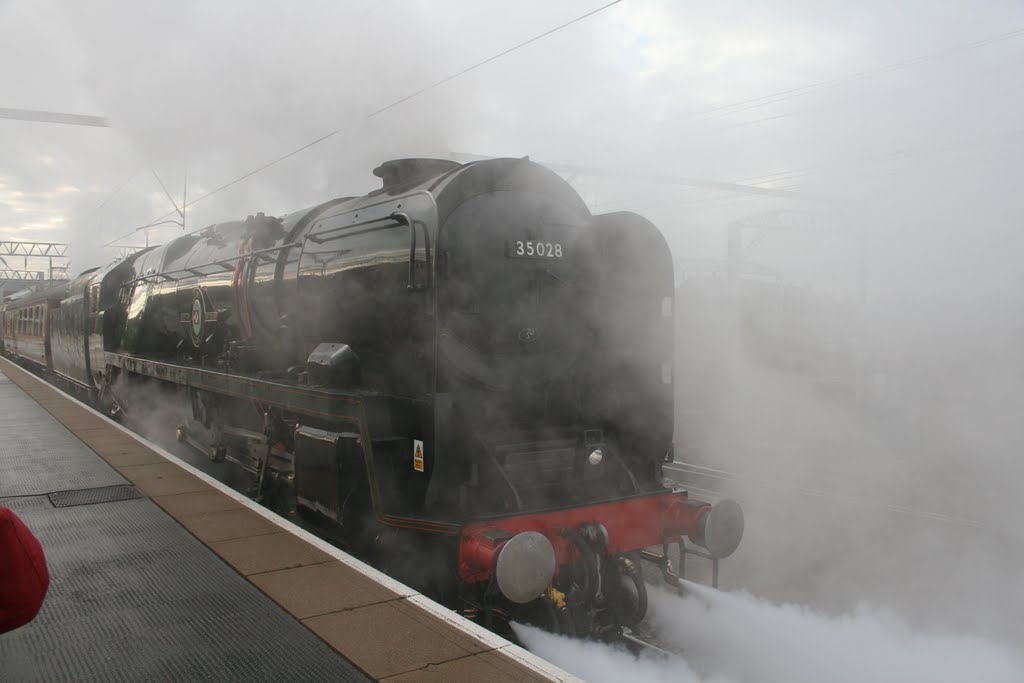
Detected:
[{"left": 372, "top": 158, "right": 460, "bottom": 190}]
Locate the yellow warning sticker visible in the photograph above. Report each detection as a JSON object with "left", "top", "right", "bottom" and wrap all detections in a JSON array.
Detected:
[{"left": 413, "top": 439, "right": 424, "bottom": 472}]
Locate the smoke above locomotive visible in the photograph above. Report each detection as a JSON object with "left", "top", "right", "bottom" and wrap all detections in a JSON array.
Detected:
[{"left": 2, "top": 157, "right": 743, "bottom": 637}]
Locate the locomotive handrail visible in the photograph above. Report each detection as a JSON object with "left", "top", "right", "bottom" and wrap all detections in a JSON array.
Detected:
[
  {"left": 391, "top": 212, "right": 431, "bottom": 291},
  {"left": 303, "top": 215, "right": 404, "bottom": 244},
  {"left": 119, "top": 273, "right": 177, "bottom": 288},
  {"left": 301, "top": 212, "right": 430, "bottom": 290},
  {"left": 119, "top": 241, "right": 302, "bottom": 288}
]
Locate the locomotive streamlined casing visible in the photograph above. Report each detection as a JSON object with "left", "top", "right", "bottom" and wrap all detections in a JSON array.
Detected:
[
  {"left": 117, "top": 192, "right": 437, "bottom": 384},
  {"left": 107, "top": 157, "right": 679, "bottom": 520}
]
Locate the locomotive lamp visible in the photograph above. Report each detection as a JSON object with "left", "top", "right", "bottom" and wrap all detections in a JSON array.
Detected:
[{"left": 583, "top": 430, "right": 606, "bottom": 476}]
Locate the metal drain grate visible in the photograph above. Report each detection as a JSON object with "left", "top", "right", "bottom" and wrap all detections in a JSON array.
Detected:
[{"left": 48, "top": 485, "right": 142, "bottom": 508}]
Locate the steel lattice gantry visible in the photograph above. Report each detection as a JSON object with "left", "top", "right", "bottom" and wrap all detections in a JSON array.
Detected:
[
  {"left": 0, "top": 241, "right": 69, "bottom": 258},
  {"left": 0, "top": 241, "right": 72, "bottom": 296},
  {"left": 0, "top": 269, "right": 61, "bottom": 281}
]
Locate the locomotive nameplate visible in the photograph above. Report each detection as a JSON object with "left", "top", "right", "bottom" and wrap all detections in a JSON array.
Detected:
[{"left": 507, "top": 240, "right": 563, "bottom": 259}]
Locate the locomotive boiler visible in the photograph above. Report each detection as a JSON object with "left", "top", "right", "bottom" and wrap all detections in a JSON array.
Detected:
[{"left": 1, "top": 157, "right": 743, "bottom": 639}]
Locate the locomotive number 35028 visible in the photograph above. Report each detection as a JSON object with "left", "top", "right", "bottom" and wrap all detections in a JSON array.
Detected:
[{"left": 509, "top": 240, "right": 563, "bottom": 259}]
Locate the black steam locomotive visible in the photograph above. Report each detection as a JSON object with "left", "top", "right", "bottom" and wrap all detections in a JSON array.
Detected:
[{"left": 1, "top": 157, "right": 742, "bottom": 638}]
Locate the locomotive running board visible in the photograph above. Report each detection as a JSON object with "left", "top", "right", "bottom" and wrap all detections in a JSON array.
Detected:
[{"left": 105, "top": 353, "right": 365, "bottom": 425}]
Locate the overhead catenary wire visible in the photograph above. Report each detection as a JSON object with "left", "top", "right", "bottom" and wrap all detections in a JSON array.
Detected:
[
  {"left": 466, "top": 22, "right": 1024, "bottom": 215},
  {"left": 94, "top": 173, "right": 137, "bottom": 212},
  {"left": 365, "top": 0, "right": 625, "bottom": 120},
  {"left": 101, "top": 0, "right": 626, "bottom": 249},
  {"left": 551, "top": 23, "right": 1024, "bottom": 185},
  {"left": 594, "top": 120, "right": 1024, "bottom": 216},
  {"left": 669, "top": 50, "right": 1024, "bottom": 142},
  {"left": 103, "top": 10, "right": 1024, "bottom": 251},
  {"left": 649, "top": 24, "right": 1024, "bottom": 128}
]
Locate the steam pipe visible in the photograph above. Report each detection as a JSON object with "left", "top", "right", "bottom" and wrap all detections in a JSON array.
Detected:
[
  {"left": 542, "top": 594, "right": 560, "bottom": 634},
  {"left": 619, "top": 555, "right": 648, "bottom": 624},
  {"left": 560, "top": 527, "right": 598, "bottom": 605}
]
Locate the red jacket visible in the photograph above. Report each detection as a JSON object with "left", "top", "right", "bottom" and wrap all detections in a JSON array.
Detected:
[{"left": 0, "top": 506, "right": 50, "bottom": 633}]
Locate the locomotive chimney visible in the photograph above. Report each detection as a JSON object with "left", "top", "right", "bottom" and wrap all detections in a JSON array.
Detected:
[{"left": 372, "top": 158, "right": 460, "bottom": 190}]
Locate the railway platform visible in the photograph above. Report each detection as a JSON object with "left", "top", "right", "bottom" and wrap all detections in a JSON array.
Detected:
[{"left": 0, "top": 357, "right": 574, "bottom": 682}]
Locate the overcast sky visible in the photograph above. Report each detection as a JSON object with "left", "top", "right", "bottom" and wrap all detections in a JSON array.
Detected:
[{"left": 2, "top": 0, "right": 1023, "bottom": 299}]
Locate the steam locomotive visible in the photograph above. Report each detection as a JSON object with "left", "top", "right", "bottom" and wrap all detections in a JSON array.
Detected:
[{"left": 1, "top": 157, "right": 743, "bottom": 639}]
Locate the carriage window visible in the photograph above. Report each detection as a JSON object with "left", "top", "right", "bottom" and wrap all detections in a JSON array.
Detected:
[{"left": 90, "top": 284, "right": 101, "bottom": 313}]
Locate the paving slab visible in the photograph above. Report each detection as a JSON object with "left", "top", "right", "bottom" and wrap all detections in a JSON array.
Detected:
[
  {"left": 303, "top": 599, "right": 490, "bottom": 680},
  {"left": 383, "top": 650, "right": 552, "bottom": 682},
  {"left": 250, "top": 560, "right": 402, "bottom": 618},
  {"left": 178, "top": 506, "right": 284, "bottom": 543},
  {"left": 98, "top": 446, "right": 170, "bottom": 467},
  {"left": 152, "top": 489, "right": 245, "bottom": 516},
  {"left": 210, "top": 531, "right": 335, "bottom": 575},
  {"left": 132, "top": 470, "right": 210, "bottom": 497}
]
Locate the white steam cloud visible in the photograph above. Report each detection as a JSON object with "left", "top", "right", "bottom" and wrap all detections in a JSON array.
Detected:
[
  {"left": 514, "top": 622, "right": 716, "bottom": 683},
  {"left": 516, "top": 583, "right": 1024, "bottom": 683}
]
